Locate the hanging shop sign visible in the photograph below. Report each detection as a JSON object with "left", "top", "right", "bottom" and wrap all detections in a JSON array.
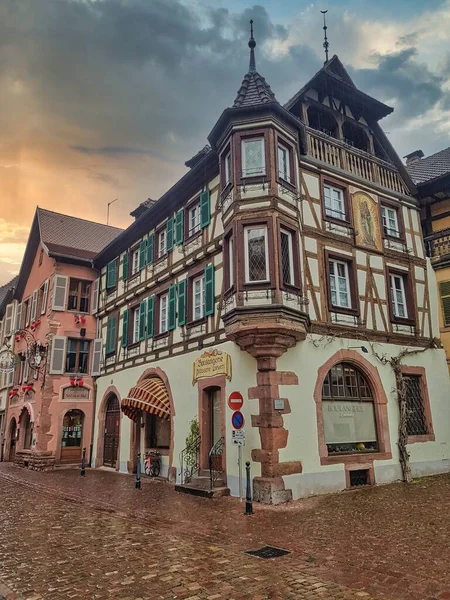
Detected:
[
  {"left": 192, "top": 349, "right": 232, "bottom": 385},
  {"left": 0, "top": 349, "right": 17, "bottom": 375}
]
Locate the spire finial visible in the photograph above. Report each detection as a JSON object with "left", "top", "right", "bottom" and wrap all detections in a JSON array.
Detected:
[
  {"left": 321, "top": 10, "right": 329, "bottom": 63},
  {"left": 248, "top": 19, "right": 256, "bottom": 72}
]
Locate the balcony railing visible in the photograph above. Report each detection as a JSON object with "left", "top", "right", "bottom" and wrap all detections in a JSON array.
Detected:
[
  {"left": 425, "top": 228, "right": 450, "bottom": 263},
  {"left": 306, "top": 127, "right": 410, "bottom": 196}
]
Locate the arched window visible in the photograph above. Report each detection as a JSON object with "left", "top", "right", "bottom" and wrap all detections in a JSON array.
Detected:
[
  {"left": 307, "top": 106, "right": 338, "bottom": 138},
  {"left": 322, "top": 362, "right": 378, "bottom": 455}
]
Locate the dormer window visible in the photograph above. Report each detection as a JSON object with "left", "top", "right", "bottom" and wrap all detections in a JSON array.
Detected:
[{"left": 242, "top": 137, "right": 265, "bottom": 177}]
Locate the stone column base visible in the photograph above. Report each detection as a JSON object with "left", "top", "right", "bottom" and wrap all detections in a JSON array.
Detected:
[
  {"left": 253, "top": 476, "right": 293, "bottom": 505},
  {"left": 15, "top": 450, "right": 55, "bottom": 471}
]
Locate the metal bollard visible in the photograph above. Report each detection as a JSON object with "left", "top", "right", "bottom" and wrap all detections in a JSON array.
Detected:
[
  {"left": 81, "top": 447, "right": 86, "bottom": 477},
  {"left": 135, "top": 452, "right": 141, "bottom": 490},
  {"left": 245, "top": 461, "right": 253, "bottom": 515}
]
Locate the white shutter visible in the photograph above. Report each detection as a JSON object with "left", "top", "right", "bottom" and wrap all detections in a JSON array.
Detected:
[
  {"left": 52, "top": 275, "right": 68, "bottom": 311},
  {"left": 14, "top": 303, "right": 22, "bottom": 332},
  {"left": 4, "top": 304, "right": 14, "bottom": 337},
  {"left": 31, "top": 290, "right": 38, "bottom": 322},
  {"left": 49, "top": 336, "right": 66, "bottom": 375},
  {"left": 91, "top": 278, "right": 100, "bottom": 315},
  {"left": 91, "top": 338, "right": 103, "bottom": 376},
  {"left": 41, "top": 280, "right": 49, "bottom": 315}
]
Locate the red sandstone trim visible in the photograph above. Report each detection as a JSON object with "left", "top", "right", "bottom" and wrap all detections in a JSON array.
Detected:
[
  {"left": 95, "top": 385, "right": 122, "bottom": 470},
  {"left": 197, "top": 375, "right": 227, "bottom": 481},
  {"left": 314, "top": 349, "right": 392, "bottom": 468}
]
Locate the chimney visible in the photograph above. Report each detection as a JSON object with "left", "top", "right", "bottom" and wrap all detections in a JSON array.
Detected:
[
  {"left": 404, "top": 149, "right": 424, "bottom": 166},
  {"left": 129, "top": 198, "right": 157, "bottom": 220}
]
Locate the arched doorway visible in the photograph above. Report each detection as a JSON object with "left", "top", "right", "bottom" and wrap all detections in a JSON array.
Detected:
[
  {"left": 60, "top": 410, "right": 84, "bottom": 464},
  {"left": 103, "top": 395, "right": 120, "bottom": 468},
  {"left": 321, "top": 362, "right": 378, "bottom": 455},
  {"left": 18, "top": 408, "right": 33, "bottom": 451},
  {"left": 7, "top": 418, "right": 17, "bottom": 462}
]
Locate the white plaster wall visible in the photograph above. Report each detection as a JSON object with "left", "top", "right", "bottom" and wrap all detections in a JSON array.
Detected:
[{"left": 92, "top": 341, "right": 260, "bottom": 496}]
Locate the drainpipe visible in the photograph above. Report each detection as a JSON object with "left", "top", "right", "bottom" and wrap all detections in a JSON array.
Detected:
[{"left": 89, "top": 378, "right": 97, "bottom": 468}]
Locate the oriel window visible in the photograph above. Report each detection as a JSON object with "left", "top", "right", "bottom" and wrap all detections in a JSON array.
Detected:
[
  {"left": 280, "top": 228, "right": 295, "bottom": 286},
  {"left": 242, "top": 137, "right": 265, "bottom": 177},
  {"left": 277, "top": 143, "right": 290, "bottom": 183},
  {"left": 244, "top": 226, "right": 269, "bottom": 283}
]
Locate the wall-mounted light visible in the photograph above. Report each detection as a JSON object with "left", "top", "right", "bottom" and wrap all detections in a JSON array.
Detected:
[{"left": 349, "top": 346, "right": 368, "bottom": 354}]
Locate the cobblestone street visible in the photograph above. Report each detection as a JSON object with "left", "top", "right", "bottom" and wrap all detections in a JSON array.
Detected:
[{"left": 0, "top": 465, "right": 449, "bottom": 600}]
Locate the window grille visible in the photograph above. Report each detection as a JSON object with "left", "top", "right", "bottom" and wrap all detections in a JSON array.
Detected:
[{"left": 403, "top": 375, "right": 427, "bottom": 436}]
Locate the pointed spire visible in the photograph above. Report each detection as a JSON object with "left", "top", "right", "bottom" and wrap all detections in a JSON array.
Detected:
[
  {"left": 249, "top": 19, "right": 256, "bottom": 72},
  {"left": 321, "top": 10, "right": 330, "bottom": 63}
]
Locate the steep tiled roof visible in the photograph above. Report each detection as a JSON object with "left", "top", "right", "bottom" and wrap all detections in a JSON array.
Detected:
[
  {"left": 0, "top": 276, "right": 18, "bottom": 308},
  {"left": 406, "top": 147, "right": 450, "bottom": 185},
  {"left": 37, "top": 208, "right": 123, "bottom": 261},
  {"left": 233, "top": 71, "right": 277, "bottom": 108}
]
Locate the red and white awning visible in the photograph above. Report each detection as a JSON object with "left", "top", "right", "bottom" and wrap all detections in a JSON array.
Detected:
[{"left": 121, "top": 377, "right": 170, "bottom": 422}]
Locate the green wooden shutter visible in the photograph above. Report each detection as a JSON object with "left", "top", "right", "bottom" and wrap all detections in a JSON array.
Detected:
[
  {"left": 139, "top": 239, "right": 147, "bottom": 270},
  {"left": 139, "top": 299, "right": 147, "bottom": 340},
  {"left": 200, "top": 190, "right": 211, "bottom": 228},
  {"left": 178, "top": 279, "right": 187, "bottom": 326},
  {"left": 121, "top": 309, "right": 128, "bottom": 348},
  {"left": 175, "top": 210, "right": 184, "bottom": 245},
  {"left": 168, "top": 285, "right": 176, "bottom": 330},
  {"left": 106, "top": 315, "right": 117, "bottom": 354},
  {"left": 147, "top": 296, "right": 155, "bottom": 338},
  {"left": 440, "top": 281, "right": 450, "bottom": 327},
  {"left": 107, "top": 260, "right": 117, "bottom": 289},
  {"left": 147, "top": 233, "right": 154, "bottom": 265},
  {"left": 122, "top": 253, "right": 129, "bottom": 281},
  {"left": 166, "top": 218, "right": 174, "bottom": 252},
  {"left": 204, "top": 264, "right": 215, "bottom": 316}
]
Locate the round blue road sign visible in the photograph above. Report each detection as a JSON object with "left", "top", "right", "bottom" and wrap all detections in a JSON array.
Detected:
[{"left": 231, "top": 410, "right": 245, "bottom": 430}]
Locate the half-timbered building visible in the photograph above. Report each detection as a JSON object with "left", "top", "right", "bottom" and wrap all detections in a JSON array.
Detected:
[{"left": 91, "top": 30, "right": 450, "bottom": 503}]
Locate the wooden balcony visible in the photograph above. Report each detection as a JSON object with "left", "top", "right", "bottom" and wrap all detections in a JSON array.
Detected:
[
  {"left": 425, "top": 228, "right": 450, "bottom": 265},
  {"left": 306, "top": 127, "right": 410, "bottom": 196}
]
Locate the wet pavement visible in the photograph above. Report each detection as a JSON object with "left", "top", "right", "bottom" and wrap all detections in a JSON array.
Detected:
[{"left": 0, "top": 464, "right": 449, "bottom": 599}]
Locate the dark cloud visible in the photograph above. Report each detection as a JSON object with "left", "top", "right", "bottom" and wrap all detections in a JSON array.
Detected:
[
  {"left": 351, "top": 47, "right": 449, "bottom": 121},
  {"left": 70, "top": 145, "right": 166, "bottom": 159}
]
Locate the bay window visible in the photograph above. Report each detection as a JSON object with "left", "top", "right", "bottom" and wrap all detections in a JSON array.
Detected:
[
  {"left": 224, "top": 151, "right": 232, "bottom": 186},
  {"left": 277, "top": 143, "right": 290, "bottom": 183},
  {"left": 242, "top": 137, "right": 265, "bottom": 178},
  {"left": 280, "top": 228, "right": 295, "bottom": 286},
  {"left": 244, "top": 226, "right": 269, "bottom": 283}
]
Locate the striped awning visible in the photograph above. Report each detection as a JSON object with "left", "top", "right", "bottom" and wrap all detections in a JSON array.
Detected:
[{"left": 121, "top": 377, "right": 171, "bottom": 422}]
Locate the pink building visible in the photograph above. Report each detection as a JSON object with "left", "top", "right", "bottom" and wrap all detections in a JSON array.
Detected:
[{"left": 4, "top": 208, "right": 122, "bottom": 469}]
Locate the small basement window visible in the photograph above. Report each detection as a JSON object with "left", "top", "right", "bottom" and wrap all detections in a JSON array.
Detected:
[{"left": 349, "top": 469, "right": 369, "bottom": 487}]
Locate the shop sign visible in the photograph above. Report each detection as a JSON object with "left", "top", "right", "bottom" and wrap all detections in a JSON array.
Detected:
[
  {"left": 62, "top": 387, "right": 90, "bottom": 400},
  {"left": 192, "top": 349, "right": 232, "bottom": 384},
  {"left": 322, "top": 401, "right": 377, "bottom": 444}
]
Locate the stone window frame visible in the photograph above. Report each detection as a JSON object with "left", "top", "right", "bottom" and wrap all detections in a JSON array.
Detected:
[{"left": 313, "top": 350, "right": 392, "bottom": 468}]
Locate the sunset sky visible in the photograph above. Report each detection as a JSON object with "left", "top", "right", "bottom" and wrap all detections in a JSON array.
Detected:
[{"left": 1, "top": 0, "right": 450, "bottom": 285}]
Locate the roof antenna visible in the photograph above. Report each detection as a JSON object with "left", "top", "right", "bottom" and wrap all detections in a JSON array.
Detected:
[
  {"left": 107, "top": 198, "right": 118, "bottom": 226},
  {"left": 249, "top": 19, "right": 256, "bottom": 72},
  {"left": 321, "top": 10, "right": 329, "bottom": 63}
]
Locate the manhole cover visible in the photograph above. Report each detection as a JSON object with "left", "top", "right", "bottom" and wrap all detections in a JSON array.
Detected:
[{"left": 246, "top": 546, "right": 290, "bottom": 559}]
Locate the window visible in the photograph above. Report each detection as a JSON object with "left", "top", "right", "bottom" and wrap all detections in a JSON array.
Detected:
[
  {"left": 131, "top": 247, "right": 140, "bottom": 276},
  {"left": 188, "top": 203, "right": 201, "bottom": 237},
  {"left": 224, "top": 151, "right": 232, "bottom": 186},
  {"left": 132, "top": 306, "right": 140, "bottom": 344},
  {"left": 390, "top": 273, "right": 407, "bottom": 319},
  {"left": 244, "top": 226, "right": 269, "bottom": 283},
  {"left": 324, "top": 184, "right": 346, "bottom": 221},
  {"left": 68, "top": 279, "right": 90, "bottom": 313},
  {"left": 66, "top": 339, "right": 90, "bottom": 374},
  {"left": 227, "top": 237, "right": 234, "bottom": 289},
  {"left": 160, "top": 293, "right": 168, "bottom": 334},
  {"left": 39, "top": 248, "right": 44, "bottom": 266},
  {"left": 439, "top": 281, "right": 450, "bottom": 327},
  {"left": 38, "top": 281, "right": 48, "bottom": 316},
  {"left": 145, "top": 412, "right": 171, "bottom": 449},
  {"left": 61, "top": 410, "right": 84, "bottom": 449},
  {"left": 192, "top": 274, "right": 205, "bottom": 321},
  {"left": 277, "top": 143, "right": 290, "bottom": 182},
  {"left": 403, "top": 375, "right": 428, "bottom": 437},
  {"left": 322, "top": 362, "right": 378, "bottom": 454},
  {"left": 329, "top": 259, "right": 351, "bottom": 309},
  {"left": 381, "top": 205, "right": 400, "bottom": 238},
  {"left": 157, "top": 229, "right": 166, "bottom": 259},
  {"left": 23, "top": 299, "right": 31, "bottom": 327},
  {"left": 242, "top": 137, "right": 265, "bottom": 177},
  {"left": 280, "top": 228, "right": 295, "bottom": 286}
]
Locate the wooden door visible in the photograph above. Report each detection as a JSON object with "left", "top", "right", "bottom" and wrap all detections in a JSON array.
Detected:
[{"left": 103, "top": 396, "right": 120, "bottom": 468}]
